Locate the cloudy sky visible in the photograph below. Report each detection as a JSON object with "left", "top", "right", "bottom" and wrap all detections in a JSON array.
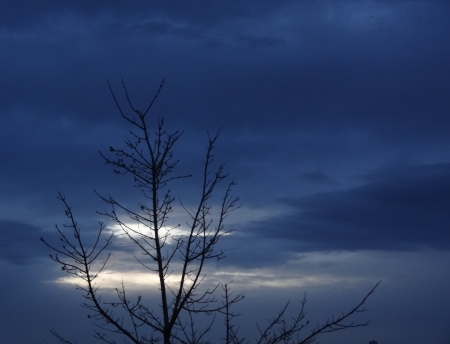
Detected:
[{"left": 1, "top": 1, "right": 450, "bottom": 343}]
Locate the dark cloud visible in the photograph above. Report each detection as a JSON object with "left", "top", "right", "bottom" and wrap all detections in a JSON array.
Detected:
[
  {"left": 0, "top": 220, "right": 47, "bottom": 264},
  {"left": 0, "top": 0, "right": 301, "bottom": 30},
  {"left": 247, "top": 163, "right": 450, "bottom": 251},
  {"left": 1, "top": 0, "right": 449, "bottom": 254},
  {"left": 2, "top": 1, "right": 449, "bottom": 141},
  {"left": 300, "top": 171, "right": 334, "bottom": 185},
  {"left": 1, "top": 1, "right": 450, "bottom": 343}
]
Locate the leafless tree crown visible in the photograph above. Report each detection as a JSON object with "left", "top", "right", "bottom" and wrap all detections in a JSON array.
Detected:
[{"left": 41, "top": 80, "right": 379, "bottom": 344}]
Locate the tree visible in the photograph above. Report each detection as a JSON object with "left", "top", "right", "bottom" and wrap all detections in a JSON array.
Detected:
[{"left": 41, "top": 79, "right": 380, "bottom": 344}]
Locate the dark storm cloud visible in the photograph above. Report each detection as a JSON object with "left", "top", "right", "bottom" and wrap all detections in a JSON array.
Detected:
[
  {"left": 300, "top": 171, "right": 334, "bottom": 185},
  {"left": 2, "top": 0, "right": 449, "bottom": 139},
  {"left": 1, "top": 0, "right": 449, "bottom": 230},
  {"left": 1, "top": 0, "right": 299, "bottom": 29},
  {"left": 247, "top": 163, "right": 450, "bottom": 251},
  {"left": 0, "top": 215, "right": 119, "bottom": 265},
  {"left": 1, "top": 2, "right": 450, "bottom": 343},
  {"left": 0, "top": 0, "right": 448, "bottom": 282},
  {"left": 0, "top": 220, "right": 47, "bottom": 264}
]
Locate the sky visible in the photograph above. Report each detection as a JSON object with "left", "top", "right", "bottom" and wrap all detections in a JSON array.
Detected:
[{"left": 1, "top": 0, "right": 450, "bottom": 343}]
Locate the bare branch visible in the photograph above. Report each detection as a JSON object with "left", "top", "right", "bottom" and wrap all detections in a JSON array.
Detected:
[{"left": 43, "top": 79, "right": 379, "bottom": 344}]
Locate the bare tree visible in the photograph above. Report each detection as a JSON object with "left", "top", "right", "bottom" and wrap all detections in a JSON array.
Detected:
[
  {"left": 254, "top": 281, "right": 380, "bottom": 344},
  {"left": 41, "top": 80, "right": 379, "bottom": 344},
  {"left": 219, "top": 282, "right": 245, "bottom": 344}
]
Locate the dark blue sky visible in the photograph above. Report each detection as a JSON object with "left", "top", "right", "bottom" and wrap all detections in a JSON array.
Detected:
[{"left": 1, "top": 1, "right": 450, "bottom": 343}]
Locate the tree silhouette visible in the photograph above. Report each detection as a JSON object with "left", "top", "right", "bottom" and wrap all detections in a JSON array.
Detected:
[{"left": 42, "top": 79, "right": 379, "bottom": 344}]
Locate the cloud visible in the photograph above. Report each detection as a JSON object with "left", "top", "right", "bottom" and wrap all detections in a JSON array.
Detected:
[
  {"left": 246, "top": 163, "right": 450, "bottom": 251},
  {"left": 0, "top": 220, "right": 48, "bottom": 264},
  {"left": 300, "top": 171, "right": 334, "bottom": 185},
  {"left": 0, "top": 2, "right": 449, "bottom": 343}
]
